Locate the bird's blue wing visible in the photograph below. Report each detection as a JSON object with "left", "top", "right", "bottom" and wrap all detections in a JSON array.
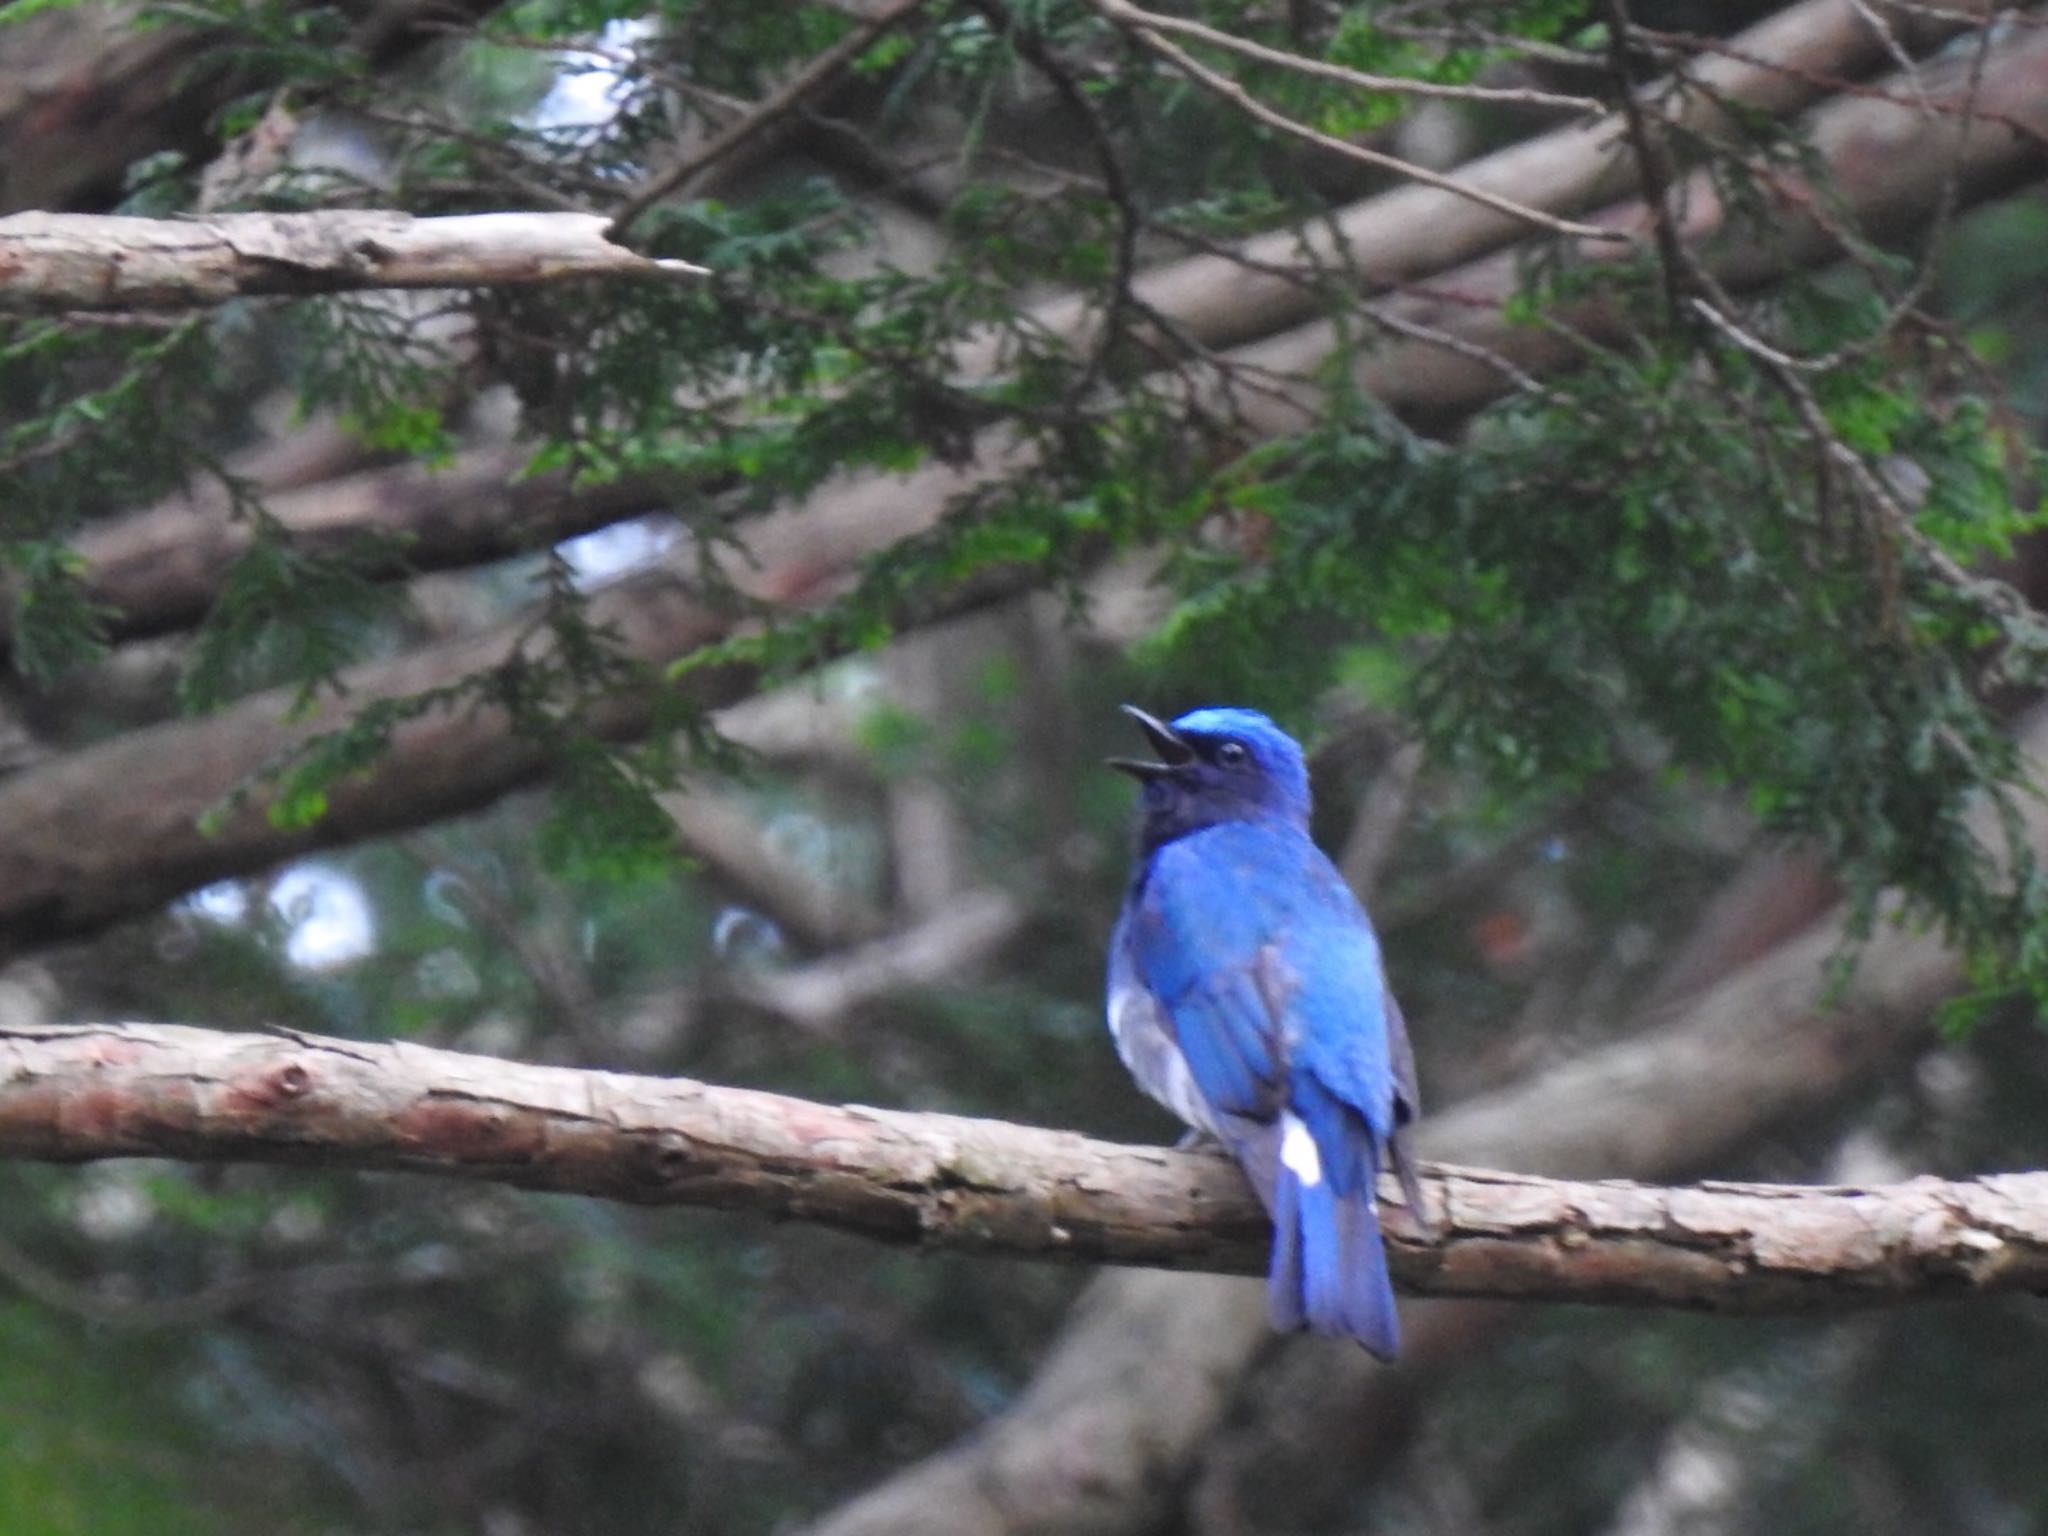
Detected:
[
  {"left": 1118, "top": 837, "right": 1287, "bottom": 1122},
  {"left": 1284, "top": 854, "right": 1398, "bottom": 1153},
  {"left": 1107, "top": 907, "right": 1238, "bottom": 1135},
  {"left": 1112, "top": 820, "right": 1407, "bottom": 1356},
  {"left": 1121, "top": 823, "right": 1395, "bottom": 1144}
]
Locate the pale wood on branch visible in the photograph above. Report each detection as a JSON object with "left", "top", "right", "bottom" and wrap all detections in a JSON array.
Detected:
[
  {"left": 989, "top": 0, "right": 2010, "bottom": 370},
  {"left": 0, "top": 211, "right": 705, "bottom": 311},
  {"left": 0, "top": 34, "right": 2038, "bottom": 962},
  {"left": 1, "top": 1021, "right": 2042, "bottom": 1313}
]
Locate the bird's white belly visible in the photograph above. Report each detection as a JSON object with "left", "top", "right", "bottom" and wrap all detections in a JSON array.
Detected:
[{"left": 1108, "top": 984, "right": 1222, "bottom": 1136}]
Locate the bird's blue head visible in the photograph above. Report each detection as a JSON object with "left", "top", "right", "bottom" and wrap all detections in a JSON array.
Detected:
[{"left": 1110, "top": 704, "right": 1312, "bottom": 848}]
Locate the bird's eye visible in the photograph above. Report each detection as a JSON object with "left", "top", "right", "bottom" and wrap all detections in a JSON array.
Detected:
[{"left": 1215, "top": 740, "right": 1249, "bottom": 767}]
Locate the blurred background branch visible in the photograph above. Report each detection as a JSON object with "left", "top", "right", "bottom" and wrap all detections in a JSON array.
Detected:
[{"left": 4, "top": 0, "right": 2048, "bottom": 1531}]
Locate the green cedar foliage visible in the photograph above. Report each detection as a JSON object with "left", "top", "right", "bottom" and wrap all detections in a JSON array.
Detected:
[
  {"left": 1162, "top": 273, "right": 2048, "bottom": 1004},
  {"left": 1, "top": 0, "right": 2043, "bottom": 1007}
]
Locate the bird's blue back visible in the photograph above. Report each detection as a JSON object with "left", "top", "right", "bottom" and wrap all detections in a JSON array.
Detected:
[
  {"left": 1121, "top": 822, "right": 1395, "bottom": 1153},
  {"left": 1107, "top": 706, "right": 1415, "bottom": 1358}
]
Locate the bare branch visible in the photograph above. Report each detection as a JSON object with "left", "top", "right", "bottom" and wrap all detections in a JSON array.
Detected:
[
  {"left": 1593, "top": 1131, "right": 1908, "bottom": 1536},
  {"left": 1089, "top": 5, "right": 1630, "bottom": 245},
  {"left": 810, "top": 697, "right": 2043, "bottom": 1536},
  {"left": 1226, "top": 22, "right": 2048, "bottom": 435},
  {"left": 606, "top": 0, "right": 934, "bottom": 237},
  {"left": 662, "top": 782, "right": 889, "bottom": 952},
  {"left": 994, "top": 0, "right": 2011, "bottom": 366},
  {"left": 2, "top": 31, "right": 2042, "bottom": 953},
  {"left": 0, "top": 1225, "right": 392, "bottom": 1331},
  {"left": 0, "top": 454, "right": 1009, "bottom": 953},
  {"left": 1, "top": 1019, "right": 2042, "bottom": 1311},
  {"left": 24, "top": 15, "right": 2041, "bottom": 669},
  {"left": 1087, "top": 0, "right": 1605, "bottom": 115},
  {"left": 0, "top": 211, "right": 705, "bottom": 312},
  {"left": 48, "top": 445, "right": 680, "bottom": 648},
  {"left": 737, "top": 888, "right": 1025, "bottom": 1027},
  {"left": 1337, "top": 738, "right": 1424, "bottom": 896}
]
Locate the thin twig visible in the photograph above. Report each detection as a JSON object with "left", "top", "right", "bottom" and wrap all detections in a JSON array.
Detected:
[
  {"left": 1362, "top": 298, "right": 1558, "bottom": 399},
  {"left": 607, "top": 0, "right": 934, "bottom": 237},
  {"left": 1689, "top": 296, "right": 1994, "bottom": 615},
  {"left": 1090, "top": 0, "right": 1606, "bottom": 114},
  {"left": 1846, "top": 0, "right": 1932, "bottom": 111},
  {"left": 953, "top": 139, "right": 1559, "bottom": 403},
  {"left": 1626, "top": 23, "right": 2045, "bottom": 145},
  {"left": 1601, "top": 0, "right": 1693, "bottom": 325},
  {"left": 1094, "top": 9, "right": 1632, "bottom": 245},
  {"left": 1367, "top": 17, "right": 1615, "bottom": 68},
  {"left": 985, "top": 2, "right": 1147, "bottom": 398}
]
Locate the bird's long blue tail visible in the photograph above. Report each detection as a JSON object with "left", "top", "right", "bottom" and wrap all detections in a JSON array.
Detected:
[{"left": 1264, "top": 1128, "right": 1399, "bottom": 1360}]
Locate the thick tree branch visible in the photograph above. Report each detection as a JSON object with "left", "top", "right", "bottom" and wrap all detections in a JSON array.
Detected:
[
  {"left": 737, "top": 888, "right": 1025, "bottom": 1027},
  {"left": 0, "top": 211, "right": 704, "bottom": 311},
  {"left": 0, "top": 5, "right": 1973, "bottom": 332},
  {"left": 1, "top": 35, "right": 2041, "bottom": 953},
  {"left": 979, "top": 0, "right": 2011, "bottom": 368},
  {"left": 0, "top": 455, "right": 1002, "bottom": 952},
  {"left": 806, "top": 703, "right": 2046, "bottom": 1536},
  {"left": 661, "top": 781, "right": 890, "bottom": 952},
  {"left": 43, "top": 21, "right": 2048, "bottom": 663},
  {"left": 2, "top": 1020, "right": 2042, "bottom": 1311},
  {"left": 20, "top": 17, "right": 2041, "bottom": 680},
  {"left": 54, "top": 446, "right": 683, "bottom": 647}
]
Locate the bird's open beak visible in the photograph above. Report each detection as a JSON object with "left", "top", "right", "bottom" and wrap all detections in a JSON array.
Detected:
[{"left": 1108, "top": 704, "right": 1194, "bottom": 779}]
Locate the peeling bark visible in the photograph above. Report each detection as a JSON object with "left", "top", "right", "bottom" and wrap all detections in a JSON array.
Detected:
[
  {"left": 0, "top": 1020, "right": 2041, "bottom": 1310},
  {"left": 0, "top": 211, "right": 704, "bottom": 311}
]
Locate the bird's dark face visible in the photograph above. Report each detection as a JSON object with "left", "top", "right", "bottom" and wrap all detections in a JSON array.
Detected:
[{"left": 1111, "top": 705, "right": 1312, "bottom": 848}]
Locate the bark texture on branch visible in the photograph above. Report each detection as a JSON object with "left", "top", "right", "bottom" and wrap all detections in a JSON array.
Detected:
[
  {"left": 0, "top": 455, "right": 1000, "bottom": 952},
  {"left": 1232, "top": 23, "right": 2048, "bottom": 437},
  {"left": 1, "top": 30, "right": 2040, "bottom": 958},
  {"left": 42, "top": 19, "right": 2048, "bottom": 664},
  {"left": 2, "top": 1020, "right": 2042, "bottom": 1311},
  {"left": 0, "top": 211, "right": 704, "bottom": 311},
  {"left": 807, "top": 707, "right": 2048, "bottom": 1536},
  {"left": 0, "top": 565, "right": 731, "bottom": 952},
  {"left": 58, "top": 447, "right": 684, "bottom": 647},
  {"left": 0, "top": 0, "right": 511, "bottom": 215},
  {"left": 978, "top": 0, "right": 2005, "bottom": 368}
]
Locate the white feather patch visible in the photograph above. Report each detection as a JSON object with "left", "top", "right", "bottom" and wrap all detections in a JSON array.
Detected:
[
  {"left": 1108, "top": 984, "right": 1220, "bottom": 1136},
  {"left": 1106, "top": 986, "right": 1150, "bottom": 1075},
  {"left": 1279, "top": 1111, "right": 1322, "bottom": 1187},
  {"left": 1106, "top": 986, "right": 1138, "bottom": 1045}
]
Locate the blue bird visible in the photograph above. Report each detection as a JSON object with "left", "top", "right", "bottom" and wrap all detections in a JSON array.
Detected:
[{"left": 1106, "top": 704, "right": 1425, "bottom": 1359}]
